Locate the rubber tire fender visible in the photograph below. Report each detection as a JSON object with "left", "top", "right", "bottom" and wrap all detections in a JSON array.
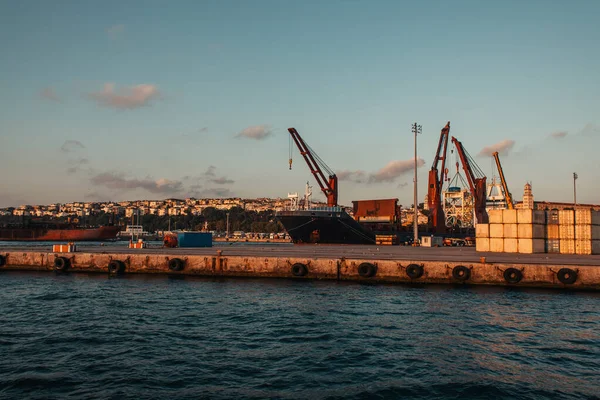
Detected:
[
  {"left": 503, "top": 267, "right": 523, "bottom": 284},
  {"left": 557, "top": 268, "right": 577, "bottom": 285},
  {"left": 54, "top": 256, "right": 69, "bottom": 272},
  {"left": 108, "top": 260, "right": 125, "bottom": 275},
  {"left": 0, "top": 254, "right": 5, "bottom": 267},
  {"left": 168, "top": 258, "right": 185, "bottom": 272},
  {"left": 291, "top": 263, "right": 308, "bottom": 277},
  {"left": 405, "top": 263, "right": 424, "bottom": 280},
  {"left": 358, "top": 262, "right": 377, "bottom": 278},
  {"left": 452, "top": 265, "right": 471, "bottom": 281}
]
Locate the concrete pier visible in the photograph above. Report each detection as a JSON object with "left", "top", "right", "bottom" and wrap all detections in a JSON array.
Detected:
[{"left": 1, "top": 246, "right": 599, "bottom": 290}]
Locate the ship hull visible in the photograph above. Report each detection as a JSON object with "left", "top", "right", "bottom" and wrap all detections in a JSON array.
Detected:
[
  {"left": 276, "top": 209, "right": 376, "bottom": 244},
  {"left": 0, "top": 226, "right": 122, "bottom": 241}
]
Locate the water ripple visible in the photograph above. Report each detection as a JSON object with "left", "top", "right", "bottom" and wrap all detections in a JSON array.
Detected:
[{"left": 0, "top": 272, "right": 599, "bottom": 399}]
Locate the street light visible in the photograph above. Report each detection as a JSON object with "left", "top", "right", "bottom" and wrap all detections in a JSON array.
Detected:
[
  {"left": 226, "top": 212, "right": 230, "bottom": 238},
  {"left": 412, "top": 122, "right": 422, "bottom": 246},
  {"left": 573, "top": 172, "right": 578, "bottom": 246}
]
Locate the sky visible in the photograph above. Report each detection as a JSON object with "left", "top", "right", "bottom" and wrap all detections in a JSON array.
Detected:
[{"left": 1, "top": 0, "right": 599, "bottom": 208}]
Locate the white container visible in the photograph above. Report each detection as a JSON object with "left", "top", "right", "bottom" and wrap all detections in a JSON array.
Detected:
[
  {"left": 576, "top": 239, "right": 600, "bottom": 255},
  {"left": 517, "top": 210, "right": 546, "bottom": 224},
  {"left": 490, "top": 238, "right": 504, "bottom": 252},
  {"left": 476, "top": 223, "right": 489, "bottom": 238},
  {"left": 489, "top": 224, "right": 504, "bottom": 238},
  {"left": 560, "top": 239, "right": 575, "bottom": 254},
  {"left": 488, "top": 209, "right": 503, "bottom": 224},
  {"left": 546, "top": 225, "right": 559, "bottom": 240},
  {"left": 518, "top": 238, "right": 545, "bottom": 254},
  {"left": 503, "top": 238, "right": 519, "bottom": 253},
  {"left": 503, "top": 224, "right": 518, "bottom": 238},
  {"left": 559, "top": 224, "right": 575, "bottom": 239},
  {"left": 476, "top": 238, "right": 490, "bottom": 252},
  {"left": 518, "top": 224, "right": 545, "bottom": 239},
  {"left": 502, "top": 209, "right": 518, "bottom": 224},
  {"left": 576, "top": 209, "right": 600, "bottom": 225},
  {"left": 559, "top": 210, "right": 574, "bottom": 225}
]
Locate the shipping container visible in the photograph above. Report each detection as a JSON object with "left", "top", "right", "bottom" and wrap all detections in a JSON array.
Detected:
[
  {"left": 490, "top": 238, "right": 504, "bottom": 252},
  {"left": 177, "top": 232, "right": 212, "bottom": 247},
  {"left": 489, "top": 224, "right": 504, "bottom": 238},
  {"left": 546, "top": 210, "right": 559, "bottom": 224},
  {"left": 558, "top": 210, "right": 574, "bottom": 225},
  {"left": 502, "top": 209, "right": 517, "bottom": 224},
  {"left": 517, "top": 224, "right": 545, "bottom": 239},
  {"left": 503, "top": 238, "right": 518, "bottom": 253},
  {"left": 352, "top": 199, "right": 399, "bottom": 223},
  {"left": 546, "top": 224, "right": 559, "bottom": 239},
  {"left": 559, "top": 225, "right": 576, "bottom": 240},
  {"left": 517, "top": 210, "right": 546, "bottom": 224},
  {"left": 476, "top": 238, "right": 490, "bottom": 252},
  {"left": 575, "top": 239, "right": 600, "bottom": 255},
  {"left": 518, "top": 238, "right": 545, "bottom": 254},
  {"left": 575, "top": 209, "right": 600, "bottom": 226},
  {"left": 573, "top": 224, "right": 600, "bottom": 241},
  {"left": 488, "top": 209, "right": 503, "bottom": 224},
  {"left": 559, "top": 239, "right": 575, "bottom": 254},
  {"left": 503, "top": 224, "right": 518, "bottom": 238},
  {"left": 546, "top": 239, "right": 560, "bottom": 253},
  {"left": 475, "top": 223, "right": 489, "bottom": 238}
]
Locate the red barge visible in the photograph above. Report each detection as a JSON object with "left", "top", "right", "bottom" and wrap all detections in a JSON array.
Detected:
[{"left": 0, "top": 222, "right": 121, "bottom": 241}]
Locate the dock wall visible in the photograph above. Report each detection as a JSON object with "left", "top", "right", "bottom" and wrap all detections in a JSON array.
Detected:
[{"left": 1, "top": 251, "right": 599, "bottom": 290}]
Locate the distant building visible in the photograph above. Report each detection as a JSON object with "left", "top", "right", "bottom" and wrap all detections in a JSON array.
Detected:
[{"left": 515, "top": 183, "right": 600, "bottom": 211}]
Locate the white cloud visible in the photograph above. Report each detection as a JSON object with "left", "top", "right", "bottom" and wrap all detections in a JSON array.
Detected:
[
  {"left": 478, "top": 139, "right": 515, "bottom": 157},
  {"left": 107, "top": 24, "right": 125, "bottom": 39},
  {"left": 550, "top": 131, "right": 568, "bottom": 139},
  {"left": 369, "top": 158, "right": 425, "bottom": 183},
  {"left": 88, "top": 83, "right": 160, "bottom": 109},
  {"left": 90, "top": 172, "right": 183, "bottom": 194},
  {"left": 40, "top": 87, "right": 61, "bottom": 102},
  {"left": 236, "top": 124, "right": 272, "bottom": 140},
  {"left": 60, "top": 140, "right": 85, "bottom": 153},
  {"left": 337, "top": 170, "right": 367, "bottom": 183}
]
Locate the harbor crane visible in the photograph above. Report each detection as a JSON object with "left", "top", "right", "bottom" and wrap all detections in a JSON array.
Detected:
[
  {"left": 451, "top": 136, "right": 489, "bottom": 224},
  {"left": 492, "top": 151, "right": 514, "bottom": 209},
  {"left": 288, "top": 128, "right": 338, "bottom": 207},
  {"left": 427, "top": 122, "right": 451, "bottom": 233}
]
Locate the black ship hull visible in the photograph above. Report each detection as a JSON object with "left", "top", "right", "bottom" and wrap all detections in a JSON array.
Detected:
[{"left": 276, "top": 208, "right": 376, "bottom": 244}]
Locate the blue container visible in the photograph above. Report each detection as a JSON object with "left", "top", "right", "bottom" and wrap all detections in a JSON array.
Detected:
[{"left": 177, "top": 232, "right": 213, "bottom": 248}]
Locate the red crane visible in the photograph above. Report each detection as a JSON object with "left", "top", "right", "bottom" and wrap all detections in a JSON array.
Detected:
[
  {"left": 288, "top": 128, "right": 338, "bottom": 207},
  {"left": 427, "top": 122, "right": 451, "bottom": 233},
  {"left": 451, "top": 136, "right": 489, "bottom": 224}
]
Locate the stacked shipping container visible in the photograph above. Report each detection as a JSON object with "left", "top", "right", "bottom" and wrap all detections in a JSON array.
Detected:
[{"left": 476, "top": 209, "right": 600, "bottom": 254}]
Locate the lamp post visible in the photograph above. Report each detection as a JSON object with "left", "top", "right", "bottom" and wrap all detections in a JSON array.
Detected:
[
  {"left": 573, "top": 172, "right": 578, "bottom": 248},
  {"left": 412, "top": 122, "right": 422, "bottom": 246},
  {"left": 226, "top": 212, "right": 230, "bottom": 238}
]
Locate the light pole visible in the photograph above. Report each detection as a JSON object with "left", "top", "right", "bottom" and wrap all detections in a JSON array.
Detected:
[
  {"left": 226, "top": 212, "right": 230, "bottom": 238},
  {"left": 573, "top": 172, "right": 578, "bottom": 248},
  {"left": 412, "top": 122, "right": 422, "bottom": 246}
]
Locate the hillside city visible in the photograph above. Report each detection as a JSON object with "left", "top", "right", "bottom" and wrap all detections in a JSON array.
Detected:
[{"left": 0, "top": 197, "right": 429, "bottom": 226}]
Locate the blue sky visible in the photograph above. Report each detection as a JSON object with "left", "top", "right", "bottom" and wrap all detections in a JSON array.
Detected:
[{"left": 0, "top": 0, "right": 598, "bottom": 208}]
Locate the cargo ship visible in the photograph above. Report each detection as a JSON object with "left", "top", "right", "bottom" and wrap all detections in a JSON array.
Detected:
[
  {"left": 276, "top": 207, "right": 376, "bottom": 244},
  {"left": 0, "top": 222, "right": 122, "bottom": 241}
]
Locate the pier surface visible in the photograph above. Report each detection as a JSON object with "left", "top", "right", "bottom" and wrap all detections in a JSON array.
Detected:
[{"left": 1, "top": 245, "right": 599, "bottom": 290}]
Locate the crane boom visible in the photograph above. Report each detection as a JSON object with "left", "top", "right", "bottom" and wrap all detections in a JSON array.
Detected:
[
  {"left": 288, "top": 128, "right": 338, "bottom": 207},
  {"left": 493, "top": 151, "right": 514, "bottom": 209},
  {"left": 451, "top": 136, "right": 489, "bottom": 224},
  {"left": 427, "top": 122, "right": 450, "bottom": 232}
]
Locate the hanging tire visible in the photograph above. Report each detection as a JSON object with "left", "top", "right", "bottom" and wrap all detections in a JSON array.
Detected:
[
  {"left": 358, "top": 262, "right": 377, "bottom": 278},
  {"left": 168, "top": 258, "right": 185, "bottom": 271},
  {"left": 452, "top": 265, "right": 471, "bottom": 281},
  {"left": 108, "top": 260, "right": 125, "bottom": 275},
  {"left": 503, "top": 268, "right": 523, "bottom": 284},
  {"left": 291, "top": 263, "right": 308, "bottom": 277},
  {"left": 54, "top": 256, "right": 70, "bottom": 272},
  {"left": 405, "top": 263, "right": 424, "bottom": 279},
  {"left": 0, "top": 255, "right": 5, "bottom": 267},
  {"left": 557, "top": 268, "right": 577, "bottom": 285}
]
